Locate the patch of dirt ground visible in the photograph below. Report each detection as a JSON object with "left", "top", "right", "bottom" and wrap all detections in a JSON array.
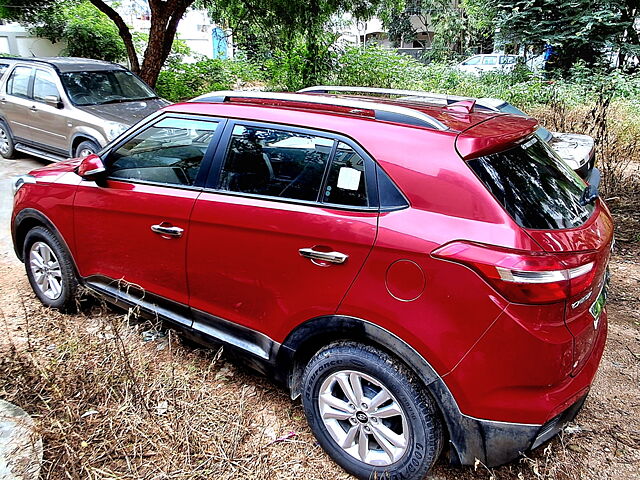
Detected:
[{"left": 0, "top": 231, "right": 638, "bottom": 480}]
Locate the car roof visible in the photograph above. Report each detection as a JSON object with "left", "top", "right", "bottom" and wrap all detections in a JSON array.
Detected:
[
  {"left": 163, "top": 90, "right": 537, "bottom": 161},
  {"left": 0, "top": 56, "right": 126, "bottom": 73}
]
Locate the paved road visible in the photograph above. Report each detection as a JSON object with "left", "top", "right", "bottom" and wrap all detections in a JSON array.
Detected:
[{"left": 0, "top": 156, "right": 48, "bottom": 261}]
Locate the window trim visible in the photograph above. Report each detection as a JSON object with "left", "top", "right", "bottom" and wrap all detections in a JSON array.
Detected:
[
  {"left": 205, "top": 119, "right": 380, "bottom": 211},
  {"left": 102, "top": 113, "right": 228, "bottom": 190}
]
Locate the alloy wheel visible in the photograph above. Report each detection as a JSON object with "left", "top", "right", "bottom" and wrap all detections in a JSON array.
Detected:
[
  {"left": 0, "top": 128, "right": 10, "bottom": 156},
  {"left": 317, "top": 370, "right": 409, "bottom": 466},
  {"left": 29, "top": 242, "right": 64, "bottom": 300}
]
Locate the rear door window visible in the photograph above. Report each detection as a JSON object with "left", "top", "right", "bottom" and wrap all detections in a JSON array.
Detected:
[
  {"left": 322, "top": 142, "right": 368, "bottom": 207},
  {"left": 218, "top": 125, "right": 333, "bottom": 202},
  {"left": 6, "top": 66, "right": 32, "bottom": 99},
  {"left": 482, "top": 56, "right": 498, "bottom": 65},
  {"left": 467, "top": 135, "right": 594, "bottom": 229}
]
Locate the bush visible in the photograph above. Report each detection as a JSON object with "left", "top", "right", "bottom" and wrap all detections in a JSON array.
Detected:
[{"left": 156, "top": 59, "right": 263, "bottom": 102}]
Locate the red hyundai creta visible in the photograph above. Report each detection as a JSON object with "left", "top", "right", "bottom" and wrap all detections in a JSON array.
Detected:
[{"left": 11, "top": 88, "right": 612, "bottom": 479}]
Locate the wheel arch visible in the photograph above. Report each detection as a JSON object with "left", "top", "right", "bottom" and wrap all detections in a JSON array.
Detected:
[
  {"left": 70, "top": 132, "right": 103, "bottom": 157},
  {"left": 276, "top": 314, "right": 517, "bottom": 467},
  {"left": 13, "top": 209, "right": 77, "bottom": 276}
]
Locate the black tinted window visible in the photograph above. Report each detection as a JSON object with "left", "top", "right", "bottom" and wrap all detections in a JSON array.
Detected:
[
  {"left": 33, "top": 70, "right": 59, "bottom": 102},
  {"left": 468, "top": 136, "right": 594, "bottom": 229},
  {"left": 322, "top": 142, "right": 368, "bottom": 207},
  {"left": 109, "top": 117, "right": 219, "bottom": 186},
  {"left": 219, "top": 125, "right": 333, "bottom": 202},
  {"left": 7, "top": 66, "right": 32, "bottom": 99}
]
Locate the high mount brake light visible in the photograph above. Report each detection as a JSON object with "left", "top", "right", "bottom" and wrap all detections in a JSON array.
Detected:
[{"left": 432, "top": 241, "right": 596, "bottom": 304}]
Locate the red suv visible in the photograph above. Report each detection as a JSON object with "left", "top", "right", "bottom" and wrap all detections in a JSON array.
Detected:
[{"left": 11, "top": 88, "right": 612, "bottom": 479}]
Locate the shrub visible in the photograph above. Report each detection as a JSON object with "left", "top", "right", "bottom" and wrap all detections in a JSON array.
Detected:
[{"left": 156, "top": 59, "right": 265, "bottom": 102}]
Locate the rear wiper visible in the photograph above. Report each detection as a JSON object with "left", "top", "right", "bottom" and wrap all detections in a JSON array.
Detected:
[{"left": 580, "top": 167, "right": 600, "bottom": 205}]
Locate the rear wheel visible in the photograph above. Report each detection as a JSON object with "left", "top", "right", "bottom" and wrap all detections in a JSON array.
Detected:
[
  {"left": 301, "top": 342, "right": 443, "bottom": 480},
  {"left": 0, "top": 121, "right": 16, "bottom": 159},
  {"left": 24, "top": 226, "right": 78, "bottom": 312},
  {"left": 75, "top": 140, "right": 100, "bottom": 158}
]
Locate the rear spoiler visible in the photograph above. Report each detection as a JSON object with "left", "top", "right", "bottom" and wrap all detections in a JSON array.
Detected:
[{"left": 455, "top": 114, "right": 538, "bottom": 160}]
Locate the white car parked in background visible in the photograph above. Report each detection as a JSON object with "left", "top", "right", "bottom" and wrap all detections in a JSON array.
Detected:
[{"left": 458, "top": 54, "right": 522, "bottom": 75}]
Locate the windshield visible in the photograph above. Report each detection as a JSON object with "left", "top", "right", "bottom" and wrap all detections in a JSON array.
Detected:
[
  {"left": 60, "top": 70, "right": 157, "bottom": 106},
  {"left": 467, "top": 135, "right": 594, "bottom": 230},
  {"left": 496, "top": 102, "right": 553, "bottom": 141}
]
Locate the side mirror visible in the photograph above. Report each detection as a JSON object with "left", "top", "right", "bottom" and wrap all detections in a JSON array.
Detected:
[
  {"left": 77, "top": 154, "right": 106, "bottom": 179},
  {"left": 44, "top": 95, "right": 63, "bottom": 109}
]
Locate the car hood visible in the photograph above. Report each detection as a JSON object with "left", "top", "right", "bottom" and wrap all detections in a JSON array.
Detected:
[{"left": 76, "top": 98, "right": 171, "bottom": 125}]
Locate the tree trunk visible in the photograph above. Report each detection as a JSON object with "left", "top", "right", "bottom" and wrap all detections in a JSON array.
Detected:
[
  {"left": 88, "top": 0, "right": 140, "bottom": 74},
  {"left": 139, "top": 0, "right": 191, "bottom": 88}
]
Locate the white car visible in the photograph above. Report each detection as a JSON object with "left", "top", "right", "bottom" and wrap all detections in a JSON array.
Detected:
[
  {"left": 476, "top": 98, "right": 595, "bottom": 178},
  {"left": 458, "top": 54, "right": 522, "bottom": 75}
]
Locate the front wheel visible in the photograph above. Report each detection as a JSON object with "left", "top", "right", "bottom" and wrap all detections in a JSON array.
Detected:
[
  {"left": 24, "top": 226, "right": 78, "bottom": 312},
  {"left": 301, "top": 342, "right": 443, "bottom": 480},
  {"left": 75, "top": 140, "right": 100, "bottom": 158},
  {"left": 0, "top": 121, "right": 16, "bottom": 159}
]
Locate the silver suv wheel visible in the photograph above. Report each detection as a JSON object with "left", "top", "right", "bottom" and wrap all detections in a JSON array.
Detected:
[
  {"left": 318, "top": 370, "right": 409, "bottom": 466},
  {"left": 0, "top": 127, "right": 10, "bottom": 156},
  {"left": 29, "top": 241, "right": 63, "bottom": 300}
]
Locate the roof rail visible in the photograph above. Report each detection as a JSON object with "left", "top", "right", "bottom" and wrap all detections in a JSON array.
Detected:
[
  {"left": 298, "top": 85, "right": 475, "bottom": 105},
  {"left": 190, "top": 90, "right": 448, "bottom": 131}
]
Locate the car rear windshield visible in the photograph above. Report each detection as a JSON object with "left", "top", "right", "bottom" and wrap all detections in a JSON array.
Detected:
[
  {"left": 467, "top": 135, "right": 595, "bottom": 230},
  {"left": 60, "top": 70, "right": 157, "bottom": 106}
]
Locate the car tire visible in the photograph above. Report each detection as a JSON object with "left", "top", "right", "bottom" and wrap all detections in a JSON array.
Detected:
[
  {"left": 75, "top": 140, "right": 100, "bottom": 158},
  {"left": 24, "top": 226, "right": 78, "bottom": 312},
  {"left": 0, "top": 121, "right": 16, "bottom": 159},
  {"left": 301, "top": 342, "right": 443, "bottom": 480}
]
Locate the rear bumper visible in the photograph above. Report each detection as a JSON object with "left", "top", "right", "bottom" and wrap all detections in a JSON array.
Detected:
[{"left": 433, "top": 308, "right": 607, "bottom": 467}]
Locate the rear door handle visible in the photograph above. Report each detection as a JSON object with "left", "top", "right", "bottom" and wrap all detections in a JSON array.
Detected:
[
  {"left": 30, "top": 105, "right": 37, "bottom": 112},
  {"left": 299, "top": 247, "right": 348, "bottom": 264},
  {"left": 151, "top": 223, "right": 184, "bottom": 238}
]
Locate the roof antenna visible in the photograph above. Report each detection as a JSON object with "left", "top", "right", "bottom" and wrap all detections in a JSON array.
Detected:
[{"left": 445, "top": 99, "right": 476, "bottom": 113}]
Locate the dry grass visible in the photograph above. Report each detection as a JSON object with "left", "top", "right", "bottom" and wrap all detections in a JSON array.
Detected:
[{"left": 0, "top": 300, "right": 348, "bottom": 480}]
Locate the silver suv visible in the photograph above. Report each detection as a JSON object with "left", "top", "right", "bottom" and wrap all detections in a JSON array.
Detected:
[{"left": 0, "top": 57, "right": 169, "bottom": 161}]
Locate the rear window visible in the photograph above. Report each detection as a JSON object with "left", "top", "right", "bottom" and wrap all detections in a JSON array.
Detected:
[{"left": 467, "top": 135, "right": 594, "bottom": 230}]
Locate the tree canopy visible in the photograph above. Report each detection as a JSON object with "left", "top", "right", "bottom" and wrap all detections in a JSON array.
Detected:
[{"left": 495, "top": 0, "right": 640, "bottom": 69}]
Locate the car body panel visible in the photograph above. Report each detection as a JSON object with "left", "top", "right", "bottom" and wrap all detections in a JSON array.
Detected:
[{"left": 73, "top": 179, "right": 199, "bottom": 308}]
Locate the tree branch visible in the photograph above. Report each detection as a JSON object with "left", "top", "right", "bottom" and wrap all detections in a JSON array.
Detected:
[{"left": 88, "top": 0, "right": 140, "bottom": 73}]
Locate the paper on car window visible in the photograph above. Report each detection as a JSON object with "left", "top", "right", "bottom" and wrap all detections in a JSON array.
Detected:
[{"left": 337, "top": 167, "right": 361, "bottom": 191}]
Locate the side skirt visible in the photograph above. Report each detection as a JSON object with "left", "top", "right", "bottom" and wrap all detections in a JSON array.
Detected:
[{"left": 84, "top": 275, "right": 282, "bottom": 377}]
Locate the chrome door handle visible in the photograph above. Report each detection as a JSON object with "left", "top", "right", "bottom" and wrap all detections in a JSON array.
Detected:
[
  {"left": 151, "top": 223, "right": 184, "bottom": 238},
  {"left": 299, "top": 247, "right": 348, "bottom": 264}
]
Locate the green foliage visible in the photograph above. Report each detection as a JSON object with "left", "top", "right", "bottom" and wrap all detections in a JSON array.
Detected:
[
  {"left": 26, "top": 1, "right": 127, "bottom": 62},
  {"left": 332, "top": 46, "right": 429, "bottom": 89},
  {"left": 155, "top": 59, "right": 264, "bottom": 102},
  {"left": 495, "top": 0, "right": 640, "bottom": 70}
]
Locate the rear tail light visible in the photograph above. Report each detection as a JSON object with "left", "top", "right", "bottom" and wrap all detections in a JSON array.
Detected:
[{"left": 432, "top": 241, "right": 597, "bottom": 304}]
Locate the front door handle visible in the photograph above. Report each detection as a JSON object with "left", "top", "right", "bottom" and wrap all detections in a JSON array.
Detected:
[
  {"left": 30, "top": 105, "right": 37, "bottom": 112},
  {"left": 299, "top": 247, "right": 348, "bottom": 265},
  {"left": 151, "top": 222, "right": 184, "bottom": 238}
]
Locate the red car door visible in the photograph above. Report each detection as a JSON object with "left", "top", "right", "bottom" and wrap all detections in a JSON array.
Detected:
[
  {"left": 73, "top": 115, "right": 224, "bottom": 324},
  {"left": 187, "top": 122, "right": 378, "bottom": 344}
]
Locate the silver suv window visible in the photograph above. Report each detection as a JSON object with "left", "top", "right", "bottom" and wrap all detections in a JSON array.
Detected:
[
  {"left": 33, "top": 70, "right": 59, "bottom": 103},
  {"left": 6, "top": 66, "right": 32, "bottom": 99}
]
